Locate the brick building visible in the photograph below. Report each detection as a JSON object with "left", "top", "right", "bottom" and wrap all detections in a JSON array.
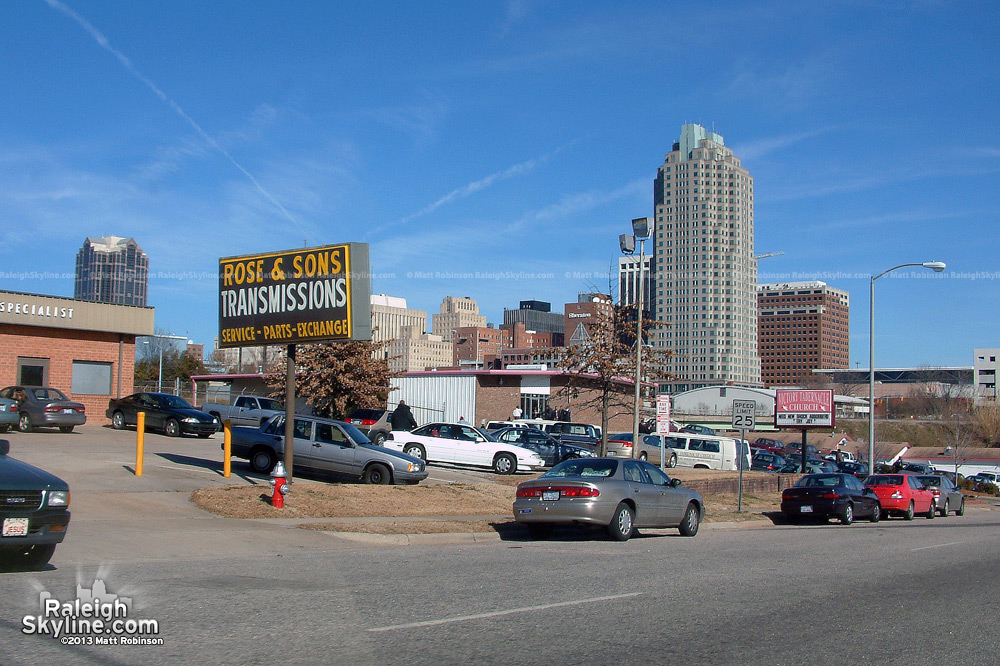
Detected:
[
  {"left": 0, "top": 290, "right": 154, "bottom": 422},
  {"left": 757, "top": 281, "right": 850, "bottom": 386}
]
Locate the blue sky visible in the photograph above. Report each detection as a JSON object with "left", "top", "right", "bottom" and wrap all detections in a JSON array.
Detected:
[{"left": 2, "top": 1, "right": 997, "bottom": 369}]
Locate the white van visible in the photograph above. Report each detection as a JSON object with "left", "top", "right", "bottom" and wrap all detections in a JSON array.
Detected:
[{"left": 646, "top": 433, "right": 751, "bottom": 471}]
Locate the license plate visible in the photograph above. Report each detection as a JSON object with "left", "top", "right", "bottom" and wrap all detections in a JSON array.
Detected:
[
  {"left": 542, "top": 490, "right": 560, "bottom": 501},
  {"left": 351, "top": 419, "right": 361, "bottom": 424},
  {"left": 63, "top": 408, "right": 75, "bottom": 414},
  {"left": 607, "top": 451, "right": 618, "bottom": 457},
  {"left": 800, "top": 505, "right": 813, "bottom": 513},
  {"left": 2, "top": 517, "right": 29, "bottom": 537}
]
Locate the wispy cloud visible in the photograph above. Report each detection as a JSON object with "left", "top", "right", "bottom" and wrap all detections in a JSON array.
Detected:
[
  {"left": 388, "top": 141, "right": 577, "bottom": 230},
  {"left": 733, "top": 126, "right": 840, "bottom": 162},
  {"left": 365, "top": 92, "right": 450, "bottom": 147},
  {"left": 43, "top": 0, "right": 299, "bottom": 227}
]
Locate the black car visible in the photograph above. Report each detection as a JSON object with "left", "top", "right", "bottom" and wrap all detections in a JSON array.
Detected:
[
  {"left": 750, "top": 451, "right": 786, "bottom": 472},
  {"left": 680, "top": 424, "right": 716, "bottom": 436},
  {"left": 492, "top": 427, "right": 595, "bottom": 467},
  {"left": 0, "top": 439, "right": 70, "bottom": 570},
  {"left": 107, "top": 392, "right": 220, "bottom": 437},
  {"left": 541, "top": 422, "right": 601, "bottom": 451},
  {"left": 781, "top": 473, "right": 881, "bottom": 525},
  {"left": 836, "top": 461, "right": 870, "bottom": 477}
]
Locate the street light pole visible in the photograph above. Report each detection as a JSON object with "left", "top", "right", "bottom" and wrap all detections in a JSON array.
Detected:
[
  {"left": 629, "top": 217, "right": 651, "bottom": 459},
  {"left": 142, "top": 334, "right": 189, "bottom": 394},
  {"left": 868, "top": 261, "right": 946, "bottom": 471}
]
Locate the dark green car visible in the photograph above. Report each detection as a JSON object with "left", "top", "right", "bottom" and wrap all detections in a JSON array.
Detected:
[{"left": 0, "top": 439, "right": 70, "bottom": 570}]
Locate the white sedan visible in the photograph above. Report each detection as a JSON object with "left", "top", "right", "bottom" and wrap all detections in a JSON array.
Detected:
[{"left": 385, "top": 422, "right": 545, "bottom": 474}]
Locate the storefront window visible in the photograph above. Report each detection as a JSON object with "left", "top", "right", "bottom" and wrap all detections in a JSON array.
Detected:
[{"left": 72, "top": 361, "right": 112, "bottom": 395}]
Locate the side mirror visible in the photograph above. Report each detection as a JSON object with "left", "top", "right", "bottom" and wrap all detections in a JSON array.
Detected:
[
  {"left": 671, "top": 478, "right": 683, "bottom": 487},
  {"left": 0, "top": 439, "right": 8, "bottom": 456}
]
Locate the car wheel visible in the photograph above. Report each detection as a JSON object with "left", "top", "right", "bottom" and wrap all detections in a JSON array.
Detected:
[
  {"left": 904, "top": 501, "right": 914, "bottom": 521},
  {"left": 249, "top": 447, "right": 277, "bottom": 474},
  {"left": 607, "top": 502, "right": 634, "bottom": 541},
  {"left": 493, "top": 453, "right": 517, "bottom": 475},
  {"left": 363, "top": 463, "right": 392, "bottom": 485},
  {"left": 679, "top": 503, "right": 700, "bottom": 537},
  {"left": 869, "top": 503, "right": 881, "bottom": 523},
  {"left": 926, "top": 500, "right": 935, "bottom": 519},
  {"left": 938, "top": 499, "right": 948, "bottom": 517},
  {"left": 957, "top": 498, "right": 965, "bottom": 516},
  {"left": 112, "top": 411, "right": 126, "bottom": 430},
  {"left": 59, "top": 426, "right": 74, "bottom": 433},
  {"left": 403, "top": 444, "right": 425, "bottom": 461},
  {"left": 667, "top": 453, "right": 677, "bottom": 468},
  {"left": 164, "top": 419, "right": 180, "bottom": 437},
  {"left": 841, "top": 503, "right": 854, "bottom": 525},
  {"left": 638, "top": 451, "right": 647, "bottom": 461},
  {"left": 371, "top": 431, "right": 387, "bottom": 446},
  {"left": 17, "top": 412, "right": 32, "bottom": 433}
]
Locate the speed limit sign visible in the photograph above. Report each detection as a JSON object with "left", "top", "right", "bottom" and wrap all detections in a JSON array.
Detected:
[{"left": 732, "top": 400, "right": 756, "bottom": 430}]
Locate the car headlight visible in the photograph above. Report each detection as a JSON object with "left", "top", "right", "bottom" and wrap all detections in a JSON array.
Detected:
[
  {"left": 183, "top": 417, "right": 199, "bottom": 423},
  {"left": 407, "top": 462, "right": 421, "bottom": 472},
  {"left": 47, "top": 490, "right": 69, "bottom": 507}
]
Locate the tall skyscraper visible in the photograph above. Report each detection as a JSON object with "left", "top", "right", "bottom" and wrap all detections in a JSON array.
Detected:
[
  {"left": 757, "top": 281, "right": 850, "bottom": 386},
  {"left": 74, "top": 236, "right": 149, "bottom": 306},
  {"left": 653, "top": 124, "right": 759, "bottom": 392}
]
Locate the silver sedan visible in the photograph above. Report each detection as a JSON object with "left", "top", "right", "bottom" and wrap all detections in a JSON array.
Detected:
[{"left": 513, "top": 457, "right": 704, "bottom": 541}]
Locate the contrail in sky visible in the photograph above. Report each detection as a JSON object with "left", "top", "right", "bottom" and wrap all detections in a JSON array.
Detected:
[{"left": 43, "top": 0, "right": 299, "bottom": 226}]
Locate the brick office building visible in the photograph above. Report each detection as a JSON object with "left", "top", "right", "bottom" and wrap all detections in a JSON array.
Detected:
[{"left": 0, "top": 290, "right": 154, "bottom": 423}]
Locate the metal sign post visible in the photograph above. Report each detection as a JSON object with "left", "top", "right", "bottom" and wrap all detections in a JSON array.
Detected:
[
  {"left": 655, "top": 394, "right": 671, "bottom": 472},
  {"left": 732, "top": 400, "right": 756, "bottom": 513}
]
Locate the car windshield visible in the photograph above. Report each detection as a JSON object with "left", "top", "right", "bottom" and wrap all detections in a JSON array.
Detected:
[
  {"left": 159, "top": 394, "right": 193, "bottom": 409},
  {"left": 542, "top": 459, "right": 617, "bottom": 478},
  {"left": 340, "top": 421, "right": 371, "bottom": 444},
  {"left": 917, "top": 476, "right": 941, "bottom": 486},
  {"left": 350, "top": 409, "right": 384, "bottom": 420},
  {"left": 865, "top": 475, "right": 904, "bottom": 486}
]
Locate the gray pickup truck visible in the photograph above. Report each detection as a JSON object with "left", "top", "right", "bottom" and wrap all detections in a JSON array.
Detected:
[{"left": 201, "top": 395, "right": 284, "bottom": 428}]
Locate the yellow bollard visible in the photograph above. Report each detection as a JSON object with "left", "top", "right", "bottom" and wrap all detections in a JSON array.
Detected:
[
  {"left": 223, "top": 419, "right": 232, "bottom": 478},
  {"left": 136, "top": 411, "right": 145, "bottom": 477}
]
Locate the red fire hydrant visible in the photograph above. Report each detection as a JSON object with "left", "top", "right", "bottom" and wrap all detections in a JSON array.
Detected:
[{"left": 269, "top": 461, "right": 289, "bottom": 508}]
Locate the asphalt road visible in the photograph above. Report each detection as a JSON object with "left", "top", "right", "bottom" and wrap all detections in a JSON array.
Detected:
[{"left": 1, "top": 426, "right": 998, "bottom": 665}]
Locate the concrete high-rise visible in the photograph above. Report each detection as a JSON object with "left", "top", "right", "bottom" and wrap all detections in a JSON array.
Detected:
[
  {"left": 74, "top": 236, "right": 149, "bottom": 306},
  {"left": 653, "top": 124, "right": 759, "bottom": 391},
  {"left": 431, "top": 296, "right": 486, "bottom": 342}
]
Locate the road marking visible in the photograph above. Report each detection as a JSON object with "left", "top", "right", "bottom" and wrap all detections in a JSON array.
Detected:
[
  {"left": 910, "top": 541, "right": 965, "bottom": 551},
  {"left": 368, "top": 593, "right": 642, "bottom": 632}
]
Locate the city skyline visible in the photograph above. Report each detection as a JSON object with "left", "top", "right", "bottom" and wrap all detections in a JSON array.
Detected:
[{"left": 1, "top": 2, "right": 996, "bottom": 369}]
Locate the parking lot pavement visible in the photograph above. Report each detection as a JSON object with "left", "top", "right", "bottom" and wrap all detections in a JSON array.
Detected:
[
  {"left": 0, "top": 425, "right": 529, "bottom": 566},
  {"left": 0, "top": 426, "right": 372, "bottom": 566}
]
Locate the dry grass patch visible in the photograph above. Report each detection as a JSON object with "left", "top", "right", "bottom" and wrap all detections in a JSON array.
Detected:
[
  {"left": 298, "top": 520, "right": 512, "bottom": 534},
  {"left": 191, "top": 482, "right": 516, "bottom": 520}
]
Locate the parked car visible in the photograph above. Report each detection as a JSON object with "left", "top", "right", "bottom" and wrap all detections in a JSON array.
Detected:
[
  {"left": 106, "top": 392, "right": 220, "bottom": 437},
  {"left": 780, "top": 442, "right": 820, "bottom": 458},
  {"left": 897, "top": 461, "right": 935, "bottom": 475},
  {"left": 605, "top": 433, "right": 636, "bottom": 458},
  {"left": 916, "top": 474, "right": 966, "bottom": 516},
  {"left": 0, "top": 396, "right": 18, "bottom": 433},
  {"left": 0, "top": 439, "right": 70, "bottom": 570},
  {"left": 751, "top": 451, "right": 786, "bottom": 472},
  {"left": 541, "top": 422, "right": 601, "bottom": 451},
  {"left": 228, "top": 414, "right": 427, "bottom": 484},
  {"left": 0, "top": 386, "right": 86, "bottom": 433},
  {"left": 753, "top": 437, "right": 785, "bottom": 454},
  {"left": 347, "top": 408, "right": 392, "bottom": 445},
  {"left": 384, "top": 422, "right": 546, "bottom": 474},
  {"left": 835, "top": 461, "right": 870, "bottom": 477},
  {"left": 513, "top": 457, "right": 704, "bottom": 541},
  {"left": 781, "top": 473, "right": 882, "bottom": 525},
  {"left": 863, "top": 473, "right": 936, "bottom": 520},
  {"left": 778, "top": 460, "right": 828, "bottom": 474},
  {"left": 491, "top": 427, "right": 594, "bottom": 467},
  {"left": 679, "top": 423, "right": 716, "bottom": 436},
  {"left": 202, "top": 395, "right": 284, "bottom": 428}
]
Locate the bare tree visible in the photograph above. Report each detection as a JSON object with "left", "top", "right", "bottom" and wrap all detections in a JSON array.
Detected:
[
  {"left": 971, "top": 402, "right": 1000, "bottom": 446},
  {"left": 548, "top": 299, "right": 672, "bottom": 455}
]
